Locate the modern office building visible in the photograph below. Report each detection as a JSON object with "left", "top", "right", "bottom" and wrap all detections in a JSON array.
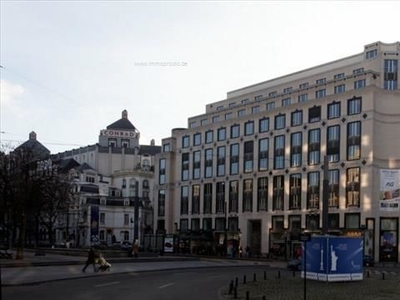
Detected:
[{"left": 155, "top": 41, "right": 400, "bottom": 261}]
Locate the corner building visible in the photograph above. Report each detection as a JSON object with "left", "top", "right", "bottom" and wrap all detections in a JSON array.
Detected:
[{"left": 156, "top": 41, "right": 400, "bottom": 261}]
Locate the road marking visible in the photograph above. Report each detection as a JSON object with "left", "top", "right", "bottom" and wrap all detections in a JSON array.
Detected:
[
  {"left": 95, "top": 281, "right": 120, "bottom": 288},
  {"left": 159, "top": 283, "right": 174, "bottom": 289}
]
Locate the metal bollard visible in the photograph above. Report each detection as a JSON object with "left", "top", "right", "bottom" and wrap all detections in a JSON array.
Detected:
[
  {"left": 278, "top": 270, "right": 281, "bottom": 279},
  {"left": 229, "top": 280, "right": 234, "bottom": 294},
  {"left": 235, "top": 277, "right": 238, "bottom": 287},
  {"left": 253, "top": 273, "right": 257, "bottom": 282},
  {"left": 293, "top": 270, "right": 296, "bottom": 277},
  {"left": 246, "top": 291, "right": 250, "bottom": 300},
  {"left": 262, "top": 296, "right": 266, "bottom": 300},
  {"left": 243, "top": 274, "right": 247, "bottom": 284},
  {"left": 382, "top": 272, "right": 385, "bottom": 280},
  {"left": 234, "top": 287, "right": 237, "bottom": 299},
  {"left": 367, "top": 270, "right": 370, "bottom": 278},
  {"left": 264, "top": 270, "right": 267, "bottom": 280}
]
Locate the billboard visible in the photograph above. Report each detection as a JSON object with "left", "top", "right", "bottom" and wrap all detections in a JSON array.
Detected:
[
  {"left": 380, "top": 169, "right": 400, "bottom": 211},
  {"left": 302, "top": 236, "right": 363, "bottom": 282}
]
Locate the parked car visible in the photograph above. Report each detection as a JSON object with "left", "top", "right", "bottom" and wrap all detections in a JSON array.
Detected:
[
  {"left": 363, "top": 255, "right": 375, "bottom": 267},
  {"left": 121, "top": 241, "right": 132, "bottom": 250},
  {"left": 287, "top": 258, "right": 302, "bottom": 271}
]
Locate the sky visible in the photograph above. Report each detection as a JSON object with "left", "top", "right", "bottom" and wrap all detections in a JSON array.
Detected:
[{"left": 1, "top": 0, "right": 399, "bottom": 154}]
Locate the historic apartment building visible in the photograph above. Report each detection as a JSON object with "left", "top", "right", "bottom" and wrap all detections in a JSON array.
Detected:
[
  {"left": 155, "top": 41, "right": 400, "bottom": 261},
  {"left": 52, "top": 110, "right": 161, "bottom": 248}
]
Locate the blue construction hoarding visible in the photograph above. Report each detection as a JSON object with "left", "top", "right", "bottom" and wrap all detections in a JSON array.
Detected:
[{"left": 302, "top": 235, "right": 363, "bottom": 282}]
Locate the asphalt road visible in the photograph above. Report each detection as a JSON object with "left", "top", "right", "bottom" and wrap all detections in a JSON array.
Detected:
[{"left": 2, "top": 265, "right": 271, "bottom": 300}]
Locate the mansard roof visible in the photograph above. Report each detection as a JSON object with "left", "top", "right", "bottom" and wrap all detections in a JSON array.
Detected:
[{"left": 107, "top": 109, "right": 138, "bottom": 132}]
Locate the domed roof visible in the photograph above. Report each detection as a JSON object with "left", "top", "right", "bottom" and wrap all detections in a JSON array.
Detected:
[{"left": 107, "top": 110, "right": 138, "bottom": 132}]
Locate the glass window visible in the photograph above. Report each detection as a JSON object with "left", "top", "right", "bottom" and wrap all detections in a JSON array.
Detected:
[
  {"left": 257, "top": 177, "right": 268, "bottom": 211},
  {"left": 182, "top": 136, "right": 190, "bottom": 148},
  {"left": 328, "top": 169, "right": 339, "bottom": 207},
  {"left": 203, "top": 184, "right": 212, "bottom": 214},
  {"left": 245, "top": 121, "right": 254, "bottom": 135},
  {"left": 204, "top": 148, "right": 213, "bottom": 178},
  {"left": 225, "top": 112, "right": 233, "bottom": 120},
  {"left": 259, "top": 118, "right": 269, "bottom": 133},
  {"left": 244, "top": 141, "right": 254, "bottom": 173},
  {"left": 242, "top": 179, "right": 253, "bottom": 212},
  {"left": 299, "top": 82, "right": 309, "bottom": 89},
  {"left": 191, "top": 185, "right": 200, "bottom": 214},
  {"left": 316, "top": 89, "right": 326, "bottom": 99},
  {"left": 266, "top": 102, "right": 275, "bottom": 110},
  {"left": 159, "top": 159, "right": 166, "bottom": 185},
  {"left": 334, "top": 73, "right": 345, "bottom": 80},
  {"left": 327, "top": 125, "right": 340, "bottom": 162},
  {"left": 252, "top": 106, "right": 260, "bottom": 114},
  {"left": 229, "top": 181, "right": 239, "bottom": 213},
  {"left": 354, "top": 79, "right": 366, "bottom": 90},
  {"left": 353, "top": 68, "right": 364, "bottom": 75},
  {"left": 307, "top": 171, "right": 320, "bottom": 209},
  {"left": 298, "top": 94, "right": 308, "bottom": 103},
  {"left": 180, "top": 186, "right": 189, "bottom": 215},
  {"left": 258, "top": 138, "right": 269, "bottom": 171},
  {"left": 212, "top": 116, "right": 219, "bottom": 123},
  {"left": 334, "top": 84, "right": 346, "bottom": 94},
  {"left": 201, "top": 119, "right": 208, "bottom": 126},
  {"left": 308, "top": 129, "right": 320, "bottom": 165},
  {"left": 289, "top": 174, "right": 301, "bottom": 210},
  {"left": 327, "top": 102, "right": 340, "bottom": 119},
  {"left": 366, "top": 49, "right": 378, "bottom": 59},
  {"left": 205, "top": 130, "right": 213, "bottom": 144},
  {"left": 273, "top": 176, "right": 284, "bottom": 211},
  {"left": 316, "top": 78, "right": 326, "bottom": 85},
  {"left": 231, "top": 124, "right": 240, "bottom": 138},
  {"left": 181, "top": 153, "right": 189, "bottom": 181},
  {"left": 309, "top": 106, "right": 321, "bottom": 123},
  {"left": 193, "top": 150, "right": 201, "bottom": 179},
  {"left": 163, "top": 143, "right": 170, "bottom": 152},
  {"left": 230, "top": 143, "right": 239, "bottom": 175},
  {"left": 275, "top": 114, "right": 286, "bottom": 130},
  {"left": 269, "top": 91, "right": 277, "bottom": 97},
  {"left": 217, "top": 146, "right": 225, "bottom": 176},
  {"left": 291, "top": 110, "right": 303, "bottom": 127},
  {"left": 347, "top": 121, "right": 361, "bottom": 160},
  {"left": 217, "top": 127, "right": 226, "bottom": 141},
  {"left": 193, "top": 133, "right": 201, "bottom": 146},
  {"left": 282, "top": 98, "right": 291, "bottom": 107},
  {"left": 346, "top": 168, "right": 360, "bottom": 207},
  {"left": 290, "top": 132, "right": 302, "bottom": 167},
  {"left": 241, "top": 99, "right": 249, "bottom": 104},
  {"left": 348, "top": 97, "right": 361, "bottom": 115},
  {"left": 274, "top": 135, "right": 285, "bottom": 169},
  {"left": 238, "top": 109, "right": 246, "bottom": 117}
]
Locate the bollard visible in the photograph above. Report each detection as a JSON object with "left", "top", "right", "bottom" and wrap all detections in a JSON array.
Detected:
[
  {"left": 278, "top": 270, "right": 281, "bottom": 279},
  {"left": 262, "top": 296, "right": 266, "bottom": 300},
  {"left": 382, "top": 272, "right": 385, "bottom": 280},
  {"left": 229, "top": 280, "right": 234, "bottom": 294},
  {"left": 367, "top": 270, "right": 370, "bottom": 278},
  {"left": 293, "top": 270, "right": 296, "bottom": 277},
  {"left": 264, "top": 270, "right": 267, "bottom": 280},
  {"left": 235, "top": 277, "right": 238, "bottom": 287},
  {"left": 246, "top": 291, "right": 250, "bottom": 300},
  {"left": 253, "top": 273, "right": 257, "bottom": 282},
  {"left": 243, "top": 274, "right": 247, "bottom": 284},
  {"left": 234, "top": 287, "right": 237, "bottom": 299}
]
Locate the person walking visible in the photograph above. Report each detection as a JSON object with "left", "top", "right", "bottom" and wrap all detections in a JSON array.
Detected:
[{"left": 82, "top": 247, "right": 96, "bottom": 273}]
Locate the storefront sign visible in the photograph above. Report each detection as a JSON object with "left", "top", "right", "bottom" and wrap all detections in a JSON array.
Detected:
[{"left": 100, "top": 129, "right": 138, "bottom": 138}]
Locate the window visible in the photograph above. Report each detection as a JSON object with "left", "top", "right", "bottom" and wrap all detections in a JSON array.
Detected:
[
  {"left": 334, "top": 73, "right": 345, "bottom": 80},
  {"left": 289, "top": 174, "right": 301, "bottom": 210},
  {"left": 327, "top": 125, "right": 340, "bottom": 162},
  {"left": 238, "top": 109, "right": 246, "bottom": 117},
  {"left": 201, "top": 119, "right": 208, "bottom": 126},
  {"left": 308, "top": 106, "right": 321, "bottom": 123},
  {"left": 191, "top": 218, "right": 200, "bottom": 230},
  {"left": 266, "top": 102, "right": 275, "bottom": 110},
  {"left": 291, "top": 110, "right": 303, "bottom": 127},
  {"left": 108, "top": 139, "right": 116, "bottom": 148},
  {"left": 316, "top": 89, "right": 326, "bottom": 99},
  {"left": 229, "top": 181, "right": 238, "bottom": 213},
  {"left": 353, "top": 68, "right": 364, "bottom": 75},
  {"left": 217, "top": 106, "right": 224, "bottom": 111},
  {"left": 299, "top": 82, "right": 309, "bottom": 89},
  {"left": 205, "top": 130, "right": 213, "bottom": 143},
  {"left": 345, "top": 213, "right": 360, "bottom": 229},
  {"left": 328, "top": 169, "right": 339, "bottom": 207},
  {"left": 366, "top": 49, "right": 378, "bottom": 59},
  {"left": 100, "top": 213, "right": 105, "bottom": 224},
  {"left": 269, "top": 91, "right": 277, "bottom": 97},
  {"left": 180, "top": 186, "right": 189, "bottom": 215},
  {"left": 273, "top": 175, "right": 284, "bottom": 211},
  {"left": 203, "top": 183, "right": 212, "bottom": 214},
  {"left": 275, "top": 114, "right": 286, "bottom": 130},
  {"left": 225, "top": 112, "right": 233, "bottom": 120},
  {"left": 334, "top": 84, "right": 346, "bottom": 94},
  {"left": 346, "top": 168, "right": 360, "bottom": 207},
  {"left": 159, "top": 159, "right": 166, "bottom": 184},
  {"left": 192, "top": 150, "right": 201, "bottom": 179},
  {"left": 189, "top": 121, "right": 196, "bottom": 128},
  {"left": 283, "top": 87, "right": 293, "bottom": 94},
  {"left": 229, "top": 102, "right": 236, "bottom": 107},
  {"left": 212, "top": 116, "right": 219, "bottom": 123},
  {"left": 252, "top": 106, "right": 260, "bottom": 114},
  {"left": 217, "top": 127, "right": 226, "bottom": 141},
  {"left": 258, "top": 138, "right": 269, "bottom": 171},
  {"left": 244, "top": 141, "right": 254, "bottom": 173},
  {"left": 282, "top": 98, "right": 291, "bottom": 107},
  {"left": 327, "top": 102, "right": 340, "bottom": 119},
  {"left": 245, "top": 121, "right": 254, "bottom": 135},
  {"left": 230, "top": 143, "right": 239, "bottom": 175},
  {"left": 257, "top": 177, "right": 268, "bottom": 211},
  {"left": 308, "top": 129, "right": 320, "bottom": 165},
  {"left": 384, "top": 59, "right": 398, "bottom": 90},
  {"left": 316, "top": 78, "right": 326, "bottom": 85},
  {"left": 122, "top": 139, "right": 129, "bottom": 148},
  {"left": 158, "top": 190, "right": 165, "bottom": 216},
  {"left": 192, "top": 185, "right": 200, "bottom": 214},
  {"left": 180, "top": 219, "right": 189, "bottom": 231},
  {"left": 307, "top": 172, "right": 320, "bottom": 209},
  {"left": 259, "top": 118, "right": 269, "bottom": 133},
  {"left": 298, "top": 94, "right": 308, "bottom": 103},
  {"left": 193, "top": 133, "right": 201, "bottom": 146},
  {"left": 181, "top": 153, "right": 189, "bottom": 181},
  {"left": 241, "top": 98, "right": 249, "bottom": 104},
  {"left": 204, "top": 148, "right": 213, "bottom": 178},
  {"left": 290, "top": 132, "right": 302, "bottom": 167},
  {"left": 354, "top": 79, "right": 366, "bottom": 90},
  {"left": 347, "top": 121, "right": 361, "bottom": 160},
  {"left": 203, "top": 218, "right": 212, "bottom": 230},
  {"left": 182, "top": 136, "right": 190, "bottom": 148},
  {"left": 217, "top": 146, "right": 225, "bottom": 176},
  {"left": 216, "top": 182, "right": 225, "bottom": 214},
  {"left": 274, "top": 135, "right": 285, "bottom": 169},
  {"left": 242, "top": 179, "right": 253, "bottom": 212},
  {"left": 163, "top": 143, "right": 170, "bottom": 152},
  {"left": 231, "top": 124, "right": 240, "bottom": 138}
]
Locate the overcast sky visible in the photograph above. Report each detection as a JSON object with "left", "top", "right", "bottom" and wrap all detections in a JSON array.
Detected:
[{"left": 1, "top": 0, "right": 399, "bottom": 154}]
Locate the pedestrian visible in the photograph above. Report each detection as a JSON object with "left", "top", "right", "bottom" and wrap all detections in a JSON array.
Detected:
[
  {"left": 132, "top": 239, "right": 139, "bottom": 258},
  {"left": 82, "top": 247, "right": 96, "bottom": 273}
]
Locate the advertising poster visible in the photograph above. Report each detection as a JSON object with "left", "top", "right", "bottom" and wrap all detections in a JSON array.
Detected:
[
  {"left": 302, "top": 236, "right": 363, "bottom": 282},
  {"left": 164, "top": 236, "right": 174, "bottom": 253},
  {"left": 380, "top": 169, "right": 400, "bottom": 211}
]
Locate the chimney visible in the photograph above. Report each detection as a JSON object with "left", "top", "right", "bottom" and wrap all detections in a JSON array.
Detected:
[
  {"left": 122, "top": 109, "right": 128, "bottom": 119},
  {"left": 29, "top": 131, "right": 37, "bottom": 140}
]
